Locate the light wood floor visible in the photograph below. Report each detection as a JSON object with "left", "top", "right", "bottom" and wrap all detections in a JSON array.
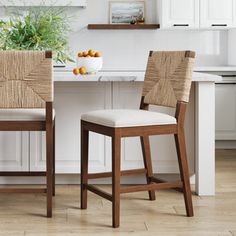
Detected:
[{"left": 0, "top": 150, "right": 235, "bottom": 236}]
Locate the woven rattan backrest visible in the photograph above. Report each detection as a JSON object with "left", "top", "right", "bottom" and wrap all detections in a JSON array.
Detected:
[
  {"left": 142, "top": 51, "right": 195, "bottom": 108},
  {"left": 0, "top": 51, "right": 53, "bottom": 108}
]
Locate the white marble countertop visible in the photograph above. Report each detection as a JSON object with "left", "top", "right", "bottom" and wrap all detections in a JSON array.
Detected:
[
  {"left": 55, "top": 64, "right": 236, "bottom": 72},
  {"left": 195, "top": 66, "right": 236, "bottom": 72},
  {"left": 54, "top": 69, "right": 222, "bottom": 82}
]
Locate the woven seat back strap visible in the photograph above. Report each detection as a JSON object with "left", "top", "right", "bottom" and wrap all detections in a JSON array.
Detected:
[
  {"left": 0, "top": 51, "right": 53, "bottom": 108},
  {"left": 142, "top": 51, "right": 195, "bottom": 108}
]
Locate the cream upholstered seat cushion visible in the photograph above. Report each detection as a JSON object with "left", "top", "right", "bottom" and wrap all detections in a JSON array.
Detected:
[
  {"left": 0, "top": 109, "right": 55, "bottom": 121},
  {"left": 81, "top": 109, "right": 176, "bottom": 128}
]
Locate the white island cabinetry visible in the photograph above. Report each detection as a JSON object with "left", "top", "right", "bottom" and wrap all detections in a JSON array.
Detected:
[
  {"left": 30, "top": 81, "right": 195, "bottom": 176},
  {"left": 30, "top": 83, "right": 112, "bottom": 173},
  {"left": 0, "top": 70, "right": 220, "bottom": 196},
  {"left": 30, "top": 81, "right": 194, "bottom": 175},
  {"left": 0, "top": 132, "right": 29, "bottom": 171}
]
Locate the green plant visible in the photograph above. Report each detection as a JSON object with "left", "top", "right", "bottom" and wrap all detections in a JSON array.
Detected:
[{"left": 0, "top": 6, "right": 74, "bottom": 63}]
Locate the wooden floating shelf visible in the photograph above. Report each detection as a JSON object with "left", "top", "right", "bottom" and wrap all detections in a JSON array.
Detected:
[{"left": 87, "top": 24, "right": 160, "bottom": 30}]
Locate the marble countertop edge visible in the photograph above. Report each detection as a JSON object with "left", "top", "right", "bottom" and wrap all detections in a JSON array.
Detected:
[{"left": 54, "top": 71, "right": 222, "bottom": 82}]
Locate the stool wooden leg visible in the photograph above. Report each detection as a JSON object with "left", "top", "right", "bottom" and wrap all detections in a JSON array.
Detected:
[
  {"left": 175, "top": 131, "right": 194, "bottom": 217},
  {"left": 81, "top": 124, "right": 89, "bottom": 209},
  {"left": 53, "top": 121, "right": 55, "bottom": 196},
  {"left": 46, "top": 123, "right": 53, "bottom": 217},
  {"left": 112, "top": 130, "right": 121, "bottom": 228},
  {"left": 140, "top": 135, "right": 156, "bottom": 201}
]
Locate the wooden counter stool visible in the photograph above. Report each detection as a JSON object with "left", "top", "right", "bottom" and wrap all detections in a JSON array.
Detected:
[
  {"left": 80, "top": 51, "right": 195, "bottom": 227},
  {"left": 0, "top": 51, "right": 55, "bottom": 217}
]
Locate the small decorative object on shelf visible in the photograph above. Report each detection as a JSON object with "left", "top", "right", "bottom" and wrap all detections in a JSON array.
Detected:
[
  {"left": 130, "top": 19, "right": 136, "bottom": 25},
  {"left": 109, "top": 1, "right": 145, "bottom": 24},
  {"left": 137, "top": 17, "right": 145, "bottom": 24},
  {"left": 73, "top": 49, "right": 103, "bottom": 76}
]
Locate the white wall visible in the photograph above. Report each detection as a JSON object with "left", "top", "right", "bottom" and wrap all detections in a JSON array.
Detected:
[
  {"left": 68, "top": 0, "right": 228, "bottom": 70},
  {"left": 0, "top": 0, "right": 229, "bottom": 69},
  {"left": 228, "top": 29, "right": 236, "bottom": 65}
]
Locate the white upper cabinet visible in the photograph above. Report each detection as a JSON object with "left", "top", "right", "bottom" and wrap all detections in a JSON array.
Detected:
[
  {"left": 158, "top": 0, "right": 236, "bottom": 29},
  {"left": 157, "top": 0, "right": 200, "bottom": 29},
  {"left": 200, "top": 0, "right": 236, "bottom": 28}
]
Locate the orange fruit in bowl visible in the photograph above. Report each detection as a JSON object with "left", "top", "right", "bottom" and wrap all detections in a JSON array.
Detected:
[
  {"left": 73, "top": 68, "right": 80, "bottom": 75},
  {"left": 82, "top": 51, "right": 88, "bottom": 57},
  {"left": 86, "top": 55, "right": 91, "bottom": 57},
  {"left": 78, "top": 52, "right": 83, "bottom": 57},
  {"left": 88, "top": 49, "right": 95, "bottom": 57},
  {"left": 79, "top": 67, "right": 87, "bottom": 75},
  {"left": 95, "top": 51, "right": 102, "bottom": 57}
]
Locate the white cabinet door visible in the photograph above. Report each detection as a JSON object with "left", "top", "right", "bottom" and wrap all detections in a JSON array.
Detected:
[
  {"left": 0, "top": 132, "right": 29, "bottom": 171},
  {"left": 30, "top": 82, "right": 112, "bottom": 173},
  {"left": 215, "top": 84, "right": 236, "bottom": 140},
  {"left": 112, "top": 82, "right": 195, "bottom": 174},
  {"left": 158, "top": 0, "right": 199, "bottom": 29},
  {"left": 200, "top": 0, "right": 236, "bottom": 28}
]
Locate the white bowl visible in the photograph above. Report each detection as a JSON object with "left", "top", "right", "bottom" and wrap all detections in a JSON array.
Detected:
[{"left": 77, "top": 57, "right": 103, "bottom": 73}]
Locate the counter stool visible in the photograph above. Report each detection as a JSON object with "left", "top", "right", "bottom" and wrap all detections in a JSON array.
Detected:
[
  {"left": 80, "top": 51, "right": 195, "bottom": 227},
  {"left": 0, "top": 51, "right": 55, "bottom": 217}
]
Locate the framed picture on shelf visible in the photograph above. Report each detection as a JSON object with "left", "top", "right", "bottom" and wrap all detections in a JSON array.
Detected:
[{"left": 109, "top": 1, "right": 145, "bottom": 24}]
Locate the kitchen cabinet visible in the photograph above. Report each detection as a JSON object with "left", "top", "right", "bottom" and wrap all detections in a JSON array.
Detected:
[
  {"left": 157, "top": 0, "right": 200, "bottom": 29},
  {"left": 0, "top": 74, "right": 210, "bottom": 179},
  {"left": 0, "top": 132, "right": 29, "bottom": 171},
  {"left": 215, "top": 84, "right": 236, "bottom": 140},
  {"left": 200, "top": 0, "right": 236, "bottom": 29},
  {"left": 194, "top": 69, "right": 236, "bottom": 141},
  {"left": 0, "top": 71, "right": 219, "bottom": 194},
  {"left": 157, "top": 0, "right": 236, "bottom": 29},
  {"left": 30, "top": 82, "right": 112, "bottom": 173},
  {"left": 28, "top": 81, "right": 194, "bottom": 175}
]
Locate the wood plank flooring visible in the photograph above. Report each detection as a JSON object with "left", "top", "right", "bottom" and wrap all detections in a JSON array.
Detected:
[{"left": 0, "top": 149, "right": 235, "bottom": 235}]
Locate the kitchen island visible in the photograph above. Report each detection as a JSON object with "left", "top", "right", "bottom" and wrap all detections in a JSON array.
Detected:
[
  {"left": 53, "top": 69, "right": 221, "bottom": 196},
  {"left": 0, "top": 69, "right": 221, "bottom": 196}
]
